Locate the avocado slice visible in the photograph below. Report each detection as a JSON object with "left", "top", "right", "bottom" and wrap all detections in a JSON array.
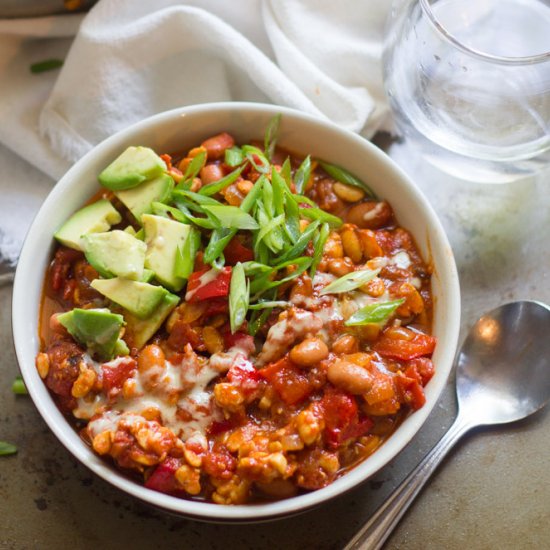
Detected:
[
  {"left": 54, "top": 199, "right": 121, "bottom": 251},
  {"left": 82, "top": 230, "right": 147, "bottom": 280},
  {"left": 57, "top": 308, "right": 126, "bottom": 361},
  {"left": 91, "top": 277, "right": 168, "bottom": 318},
  {"left": 142, "top": 214, "right": 192, "bottom": 292},
  {"left": 115, "top": 173, "right": 174, "bottom": 222},
  {"left": 99, "top": 146, "right": 166, "bottom": 191},
  {"left": 125, "top": 292, "right": 180, "bottom": 349}
]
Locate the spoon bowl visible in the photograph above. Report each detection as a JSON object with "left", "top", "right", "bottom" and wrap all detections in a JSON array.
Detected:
[
  {"left": 346, "top": 300, "right": 550, "bottom": 549},
  {"left": 457, "top": 301, "right": 550, "bottom": 426}
]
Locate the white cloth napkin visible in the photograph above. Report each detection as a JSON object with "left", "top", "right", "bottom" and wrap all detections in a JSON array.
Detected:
[{"left": 0, "top": 0, "right": 391, "bottom": 257}]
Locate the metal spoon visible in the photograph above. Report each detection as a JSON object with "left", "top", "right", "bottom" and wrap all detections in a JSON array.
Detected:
[{"left": 345, "top": 300, "right": 550, "bottom": 550}]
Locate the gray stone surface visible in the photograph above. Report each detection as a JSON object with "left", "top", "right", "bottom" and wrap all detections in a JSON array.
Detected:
[{"left": 1, "top": 138, "right": 549, "bottom": 550}]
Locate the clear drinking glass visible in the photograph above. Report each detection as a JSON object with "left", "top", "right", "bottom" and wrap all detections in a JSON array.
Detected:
[{"left": 383, "top": 0, "right": 550, "bottom": 183}]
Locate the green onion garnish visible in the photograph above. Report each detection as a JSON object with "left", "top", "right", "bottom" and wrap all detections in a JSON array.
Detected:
[
  {"left": 318, "top": 160, "right": 376, "bottom": 198},
  {"left": 199, "top": 165, "right": 245, "bottom": 196},
  {"left": 11, "top": 376, "right": 28, "bottom": 395},
  {"left": 224, "top": 146, "right": 245, "bottom": 167},
  {"left": 264, "top": 113, "right": 282, "bottom": 161},
  {"left": 30, "top": 58, "right": 63, "bottom": 74},
  {"left": 310, "top": 222, "right": 330, "bottom": 279},
  {"left": 229, "top": 262, "right": 249, "bottom": 333},
  {"left": 182, "top": 150, "right": 207, "bottom": 182},
  {"left": 202, "top": 205, "right": 259, "bottom": 230},
  {"left": 248, "top": 301, "right": 287, "bottom": 310},
  {"left": 320, "top": 268, "right": 380, "bottom": 295},
  {"left": 344, "top": 299, "right": 405, "bottom": 327},
  {"left": 0, "top": 442, "right": 17, "bottom": 456},
  {"left": 242, "top": 145, "right": 270, "bottom": 174},
  {"left": 294, "top": 156, "right": 311, "bottom": 194}
]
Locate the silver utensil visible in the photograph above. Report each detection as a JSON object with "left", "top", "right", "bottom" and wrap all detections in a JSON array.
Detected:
[{"left": 345, "top": 300, "right": 550, "bottom": 550}]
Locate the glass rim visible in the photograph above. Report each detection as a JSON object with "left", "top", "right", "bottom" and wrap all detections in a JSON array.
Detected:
[{"left": 420, "top": 0, "right": 550, "bottom": 65}]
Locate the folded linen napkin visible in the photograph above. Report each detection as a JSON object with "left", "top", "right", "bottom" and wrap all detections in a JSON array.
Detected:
[{"left": 0, "top": 0, "right": 391, "bottom": 259}]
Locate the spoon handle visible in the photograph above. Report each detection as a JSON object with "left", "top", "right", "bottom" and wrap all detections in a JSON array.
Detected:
[{"left": 344, "top": 414, "right": 473, "bottom": 550}]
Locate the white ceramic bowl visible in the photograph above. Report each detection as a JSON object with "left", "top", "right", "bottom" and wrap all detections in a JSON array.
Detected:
[{"left": 12, "top": 102, "right": 461, "bottom": 522}]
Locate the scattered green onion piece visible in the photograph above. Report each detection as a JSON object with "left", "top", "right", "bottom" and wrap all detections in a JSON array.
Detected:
[
  {"left": 318, "top": 160, "right": 376, "bottom": 198},
  {"left": 160, "top": 200, "right": 218, "bottom": 230},
  {"left": 300, "top": 206, "right": 342, "bottom": 228},
  {"left": 224, "top": 146, "right": 245, "bottom": 167},
  {"left": 241, "top": 175, "right": 267, "bottom": 212},
  {"left": 248, "top": 301, "right": 287, "bottom": 310},
  {"left": 344, "top": 299, "right": 405, "bottom": 327},
  {"left": 270, "top": 167, "right": 286, "bottom": 216},
  {"left": 229, "top": 262, "right": 249, "bottom": 333},
  {"left": 294, "top": 155, "right": 311, "bottom": 194},
  {"left": 241, "top": 261, "right": 273, "bottom": 276},
  {"left": 175, "top": 227, "right": 201, "bottom": 279},
  {"left": 152, "top": 202, "right": 188, "bottom": 223},
  {"left": 30, "top": 58, "right": 63, "bottom": 74},
  {"left": 176, "top": 189, "right": 222, "bottom": 207},
  {"left": 320, "top": 268, "right": 380, "bottom": 295},
  {"left": 199, "top": 165, "right": 245, "bottom": 196},
  {"left": 242, "top": 145, "right": 270, "bottom": 174},
  {"left": 204, "top": 228, "right": 236, "bottom": 266},
  {"left": 276, "top": 220, "right": 319, "bottom": 264},
  {"left": 261, "top": 178, "right": 275, "bottom": 217},
  {"left": 249, "top": 256, "right": 312, "bottom": 295},
  {"left": 283, "top": 188, "right": 301, "bottom": 244},
  {"left": 202, "top": 205, "right": 259, "bottom": 230},
  {"left": 12, "top": 376, "right": 28, "bottom": 395},
  {"left": 293, "top": 193, "right": 316, "bottom": 207},
  {"left": 264, "top": 113, "right": 282, "bottom": 160},
  {"left": 310, "top": 222, "right": 330, "bottom": 278},
  {"left": 248, "top": 306, "right": 272, "bottom": 337},
  {"left": 254, "top": 214, "right": 285, "bottom": 254},
  {"left": 280, "top": 157, "right": 292, "bottom": 189},
  {"left": 212, "top": 254, "right": 226, "bottom": 270},
  {"left": 182, "top": 150, "right": 207, "bottom": 182},
  {"left": 0, "top": 442, "right": 17, "bottom": 456}
]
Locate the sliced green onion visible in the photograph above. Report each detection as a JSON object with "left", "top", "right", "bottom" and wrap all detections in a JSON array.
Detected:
[
  {"left": 204, "top": 228, "right": 236, "bottom": 265},
  {"left": 12, "top": 376, "right": 28, "bottom": 395},
  {"left": 250, "top": 256, "right": 312, "bottom": 295},
  {"left": 199, "top": 165, "right": 245, "bottom": 196},
  {"left": 224, "top": 146, "right": 245, "bottom": 167},
  {"left": 229, "top": 262, "right": 249, "bottom": 333},
  {"left": 157, "top": 200, "right": 218, "bottom": 230},
  {"left": 248, "top": 301, "right": 287, "bottom": 310},
  {"left": 320, "top": 268, "right": 380, "bottom": 295},
  {"left": 182, "top": 150, "right": 207, "bottom": 182},
  {"left": 175, "top": 227, "right": 201, "bottom": 279},
  {"left": 319, "top": 160, "right": 376, "bottom": 198},
  {"left": 310, "top": 222, "right": 330, "bottom": 278},
  {"left": 30, "top": 58, "right": 63, "bottom": 73},
  {"left": 242, "top": 145, "right": 270, "bottom": 174},
  {"left": 0, "top": 442, "right": 17, "bottom": 456},
  {"left": 248, "top": 306, "right": 273, "bottom": 337},
  {"left": 280, "top": 157, "right": 292, "bottom": 189},
  {"left": 202, "top": 205, "right": 259, "bottom": 230},
  {"left": 175, "top": 189, "right": 221, "bottom": 207},
  {"left": 270, "top": 167, "right": 286, "bottom": 217},
  {"left": 254, "top": 214, "right": 285, "bottom": 254},
  {"left": 299, "top": 206, "right": 342, "bottom": 228},
  {"left": 261, "top": 178, "right": 275, "bottom": 217},
  {"left": 241, "top": 175, "right": 267, "bottom": 212},
  {"left": 264, "top": 113, "right": 282, "bottom": 160},
  {"left": 294, "top": 155, "right": 312, "bottom": 194},
  {"left": 276, "top": 220, "right": 319, "bottom": 264},
  {"left": 152, "top": 202, "right": 188, "bottom": 224},
  {"left": 241, "top": 261, "right": 273, "bottom": 276},
  {"left": 344, "top": 299, "right": 405, "bottom": 327},
  {"left": 283, "top": 188, "right": 301, "bottom": 244}
]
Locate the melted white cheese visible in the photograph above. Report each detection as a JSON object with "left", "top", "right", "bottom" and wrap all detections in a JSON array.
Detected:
[{"left": 185, "top": 268, "right": 221, "bottom": 301}]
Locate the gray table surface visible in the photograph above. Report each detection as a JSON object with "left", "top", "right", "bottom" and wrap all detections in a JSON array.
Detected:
[{"left": 1, "top": 137, "right": 549, "bottom": 550}]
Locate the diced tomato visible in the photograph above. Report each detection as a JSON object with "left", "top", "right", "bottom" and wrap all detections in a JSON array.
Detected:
[
  {"left": 204, "top": 297, "right": 229, "bottom": 316},
  {"left": 207, "top": 419, "right": 235, "bottom": 437},
  {"left": 227, "top": 356, "right": 261, "bottom": 395},
  {"left": 405, "top": 357, "right": 435, "bottom": 385},
  {"left": 260, "top": 356, "right": 313, "bottom": 405},
  {"left": 223, "top": 237, "right": 254, "bottom": 265},
  {"left": 160, "top": 153, "right": 172, "bottom": 170},
  {"left": 203, "top": 443, "right": 237, "bottom": 479},
  {"left": 320, "top": 388, "right": 371, "bottom": 448},
  {"left": 373, "top": 327, "right": 436, "bottom": 360},
  {"left": 145, "top": 457, "right": 182, "bottom": 494},
  {"left": 223, "top": 331, "right": 255, "bottom": 355},
  {"left": 395, "top": 372, "right": 426, "bottom": 411},
  {"left": 101, "top": 357, "right": 137, "bottom": 396},
  {"left": 187, "top": 267, "right": 232, "bottom": 302}
]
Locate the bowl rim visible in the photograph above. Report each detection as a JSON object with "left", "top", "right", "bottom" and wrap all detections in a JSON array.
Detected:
[{"left": 12, "top": 101, "right": 461, "bottom": 521}]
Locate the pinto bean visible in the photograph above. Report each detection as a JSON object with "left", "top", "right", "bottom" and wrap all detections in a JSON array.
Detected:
[
  {"left": 333, "top": 182, "right": 365, "bottom": 202},
  {"left": 137, "top": 344, "right": 165, "bottom": 372},
  {"left": 290, "top": 338, "right": 329, "bottom": 367},
  {"left": 340, "top": 224, "right": 363, "bottom": 263},
  {"left": 327, "top": 358, "right": 374, "bottom": 394},
  {"left": 331, "top": 334, "right": 359, "bottom": 355},
  {"left": 200, "top": 163, "right": 225, "bottom": 185},
  {"left": 327, "top": 257, "right": 355, "bottom": 277},
  {"left": 201, "top": 132, "right": 235, "bottom": 160},
  {"left": 346, "top": 200, "right": 393, "bottom": 229}
]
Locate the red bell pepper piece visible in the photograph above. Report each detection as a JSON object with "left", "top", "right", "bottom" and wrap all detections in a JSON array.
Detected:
[
  {"left": 227, "top": 356, "right": 261, "bottom": 396},
  {"left": 395, "top": 372, "right": 427, "bottom": 411},
  {"left": 259, "top": 356, "right": 312, "bottom": 405},
  {"left": 223, "top": 331, "right": 255, "bottom": 355},
  {"left": 223, "top": 237, "right": 254, "bottom": 265},
  {"left": 373, "top": 327, "right": 436, "bottom": 360},
  {"left": 145, "top": 457, "right": 183, "bottom": 494},
  {"left": 187, "top": 267, "right": 232, "bottom": 303}
]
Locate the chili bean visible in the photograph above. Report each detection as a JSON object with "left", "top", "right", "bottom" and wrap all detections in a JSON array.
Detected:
[
  {"left": 327, "top": 257, "right": 355, "bottom": 277},
  {"left": 201, "top": 132, "right": 235, "bottom": 160},
  {"left": 200, "top": 163, "right": 225, "bottom": 185},
  {"left": 340, "top": 224, "right": 363, "bottom": 263},
  {"left": 35, "top": 352, "right": 50, "bottom": 379},
  {"left": 347, "top": 200, "right": 393, "bottom": 229},
  {"left": 333, "top": 182, "right": 365, "bottom": 202},
  {"left": 331, "top": 334, "right": 359, "bottom": 354},
  {"left": 324, "top": 232, "right": 344, "bottom": 259},
  {"left": 326, "top": 358, "right": 374, "bottom": 394},
  {"left": 236, "top": 179, "right": 254, "bottom": 194},
  {"left": 137, "top": 344, "right": 165, "bottom": 372},
  {"left": 357, "top": 228, "right": 383, "bottom": 259},
  {"left": 92, "top": 431, "right": 112, "bottom": 455},
  {"left": 290, "top": 338, "right": 329, "bottom": 367}
]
